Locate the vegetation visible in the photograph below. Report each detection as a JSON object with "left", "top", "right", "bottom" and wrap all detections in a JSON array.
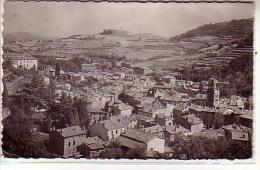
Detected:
[
  {"left": 170, "top": 18, "right": 253, "bottom": 41},
  {"left": 101, "top": 29, "right": 114, "bottom": 35},
  {"left": 169, "top": 135, "right": 252, "bottom": 160},
  {"left": 2, "top": 107, "right": 53, "bottom": 158}
]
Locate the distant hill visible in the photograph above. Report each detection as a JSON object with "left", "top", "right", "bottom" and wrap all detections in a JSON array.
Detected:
[
  {"left": 3, "top": 32, "right": 44, "bottom": 42},
  {"left": 170, "top": 18, "right": 253, "bottom": 41}
]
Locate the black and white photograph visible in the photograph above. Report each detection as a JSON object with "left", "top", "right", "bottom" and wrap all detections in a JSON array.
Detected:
[{"left": 0, "top": 0, "right": 255, "bottom": 160}]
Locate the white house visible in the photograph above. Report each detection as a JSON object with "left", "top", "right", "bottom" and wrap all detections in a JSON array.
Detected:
[
  {"left": 89, "top": 115, "right": 137, "bottom": 141},
  {"left": 9, "top": 55, "right": 38, "bottom": 70},
  {"left": 113, "top": 102, "right": 133, "bottom": 117}
]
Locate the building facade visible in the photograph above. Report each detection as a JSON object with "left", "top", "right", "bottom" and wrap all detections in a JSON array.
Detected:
[
  {"left": 49, "top": 126, "right": 87, "bottom": 157},
  {"left": 9, "top": 56, "right": 38, "bottom": 70}
]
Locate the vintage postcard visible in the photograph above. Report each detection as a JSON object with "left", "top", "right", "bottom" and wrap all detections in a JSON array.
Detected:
[{"left": 0, "top": 0, "right": 257, "bottom": 162}]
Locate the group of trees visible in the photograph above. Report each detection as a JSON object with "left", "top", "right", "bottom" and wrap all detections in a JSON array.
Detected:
[
  {"left": 180, "top": 51, "right": 253, "bottom": 97},
  {"left": 2, "top": 106, "right": 54, "bottom": 158},
  {"left": 99, "top": 142, "right": 146, "bottom": 159},
  {"left": 168, "top": 135, "right": 252, "bottom": 160},
  {"left": 46, "top": 92, "right": 90, "bottom": 130},
  {"left": 3, "top": 69, "right": 91, "bottom": 157}
]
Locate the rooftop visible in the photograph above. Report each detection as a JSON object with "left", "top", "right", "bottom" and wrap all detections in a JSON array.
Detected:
[
  {"left": 143, "top": 125, "right": 164, "bottom": 134},
  {"left": 85, "top": 136, "right": 105, "bottom": 145},
  {"left": 8, "top": 55, "right": 37, "bottom": 60},
  {"left": 116, "top": 102, "right": 133, "bottom": 111},
  {"left": 87, "top": 143, "right": 105, "bottom": 150},
  {"left": 183, "top": 114, "right": 203, "bottom": 125},
  {"left": 100, "top": 115, "right": 129, "bottom": 130},
  {"left": 121, "top": 129, "right": 156, "bottom": 143},
  {"left": 56, "top": 126, "right": 86, "bottom": 138}
]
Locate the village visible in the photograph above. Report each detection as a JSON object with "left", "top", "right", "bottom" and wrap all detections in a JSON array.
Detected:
[{"left": 2, "top": 42, "right": 253, "bottom": 159}]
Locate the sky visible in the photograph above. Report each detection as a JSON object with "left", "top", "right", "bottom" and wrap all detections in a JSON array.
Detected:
[{"left": 3, "top": 2, "right": 254, "bottom": 38}]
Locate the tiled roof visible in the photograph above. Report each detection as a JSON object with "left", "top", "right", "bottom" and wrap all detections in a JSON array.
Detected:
[
  {"left": 127, "top": 115, "right": 137, "bottom": 122},
  {"left": 143, "top": 125, "right": 164, "bottom": 134},
  {"left": 85, "top": 136, "right": 104, "bottom": 145},
  {"left": 165, "top": 125, "right": 177, "bottom": 135},
  {"left": 87, "top": 143, "right": 105, "bottom": 150},
  {"left": 121, "top": 129, "right": 156, "bottom": 143},
  {"left": 116, "top": 136, "right": 145, "bottom": 149},
  {"left": 100, "top": 115, "right": 129, "bottom": 130},
  {"left": 180, "top": 114, "right": 203, "bottom": 126},
  {"left": 116, "top": 103, "right": 133, "bottom": 111},
  {"left": 56, "top": 126, "right": 86, "bottom": 138}
]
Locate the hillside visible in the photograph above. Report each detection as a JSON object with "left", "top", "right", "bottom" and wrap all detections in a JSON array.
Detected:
[
  {"left": 3, "top": 32, "right": 44, "bottom": 42},
  {"left": 170, "top": 18, "right": 253, "bottom": 42}
]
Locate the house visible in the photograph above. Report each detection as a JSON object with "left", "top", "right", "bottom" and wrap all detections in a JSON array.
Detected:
[
  {"left": 192, "top": 129, "right": 225, "bottom": 140},
  {"left": 8, "top": 55, "right": 38, "bottom": 70},
  {"left": 164, "top": 125, "right": 177, "bottom": 142},
  {"left": 137, "top": 101, "right": 166, "bottom": 119},
  {"left": 222, "top": 124, "right": 250, "bottom": 143},
  {"left": 229, "top": 96, "right": 245, "bottom": 110},
  {"left": 189, "top": 104, "right": 224, "bottom": 129},
  {"left": 192, "top": 93, "right": 208, "bottom": 106},
  {"left": 238, "top": 110, "right": 253, "bottom": 128},
  {"left": 135, "top": 114, "right": 155, "bottom": 128},
  {"left": 222, "top": 107, "right": 242, "bottom": 126},
  {"left": 142, "top": 124, "right": 165, "bottom": 139},
  {"left": 163, "top": 125, "right": 189, "bottom": 142},
  {"left": 89, "top": 108, "right": 113, "bottom": 125},
  {"left": 116, "top": 129, "right": 165, "bottom": 154},
  {"left": 77, "top": 136, "right": 106, "bottom": 158},
  {"left": 161, "top": 75, "right": 176, "bottom": 86},
  {"left": 172, "top": 103, "right": 190, "bottom": 117},
  {"left": 82, "top": 63, "right": 97, "bottom": 72},
  {"left": 154, "top": 113, "right": 174, "bottom": 127},
  {"left": 89, "top": 115, "right": 137, "bottom": 141},
  {"left": 113, "top": 102, "right": 133, "bottom": 117},
  {"left": 174, "top": 114, "right": 204, "bottom": 133},
  {"left": 133, "top": 66, "right": 153, "bottom": 75},
  {"left": 49, "top": 126, "right": 87, "bottom": 157}
]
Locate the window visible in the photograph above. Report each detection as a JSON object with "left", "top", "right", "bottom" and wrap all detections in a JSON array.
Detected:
[
  {"left": 68, "top": 142, "right": 71, "bottom": 147},
  {"left": 73, "top": 141, "right": 76, "bottom": 146}
]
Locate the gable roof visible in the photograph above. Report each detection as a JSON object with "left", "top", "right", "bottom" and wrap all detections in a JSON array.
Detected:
[
  {"left": 100, "top": 115, "right": 129, "bottom": 130},
  {"left": 85, "top": 136, "right": 104, "bottom": 145},
  {"left": 143, "top": 125, "right": 164, "bottom": 134},
  {"left": 116, "top": 136, "right": 146, "bottom": 149},
  {"left": 121, "top": 129, "right": 157, "bottom": 143},
  {"left": 116, "top": 103, "right": 133, "bottom": 111},
  {"left": 56, "top": 126, "right": 86, "bottom": 138},
  {"left": 87, "top": 143, "right": 105, "bottom": 150}
]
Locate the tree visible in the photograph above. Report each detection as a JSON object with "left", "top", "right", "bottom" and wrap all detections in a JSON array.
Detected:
[
  {"left": 124, "top": 147, "right": 146, "bottom": 159},
  {"left": 23, "top": 73, "right": 48, "bottom": 110},
  {"left": 2, "top": 78, "right": 10, "bottom": 107},
  {"left": 55, "top": 62, "right": 60, "bottom": 77},
  {"left": 48, "top": 76, "right": 56, "bottom": 101},
  {"left": 73, "top": 96, "right": 91, "bottom": 128},
  {"left": 68, "top": 109, "right": 80, "bottom": 126}
]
